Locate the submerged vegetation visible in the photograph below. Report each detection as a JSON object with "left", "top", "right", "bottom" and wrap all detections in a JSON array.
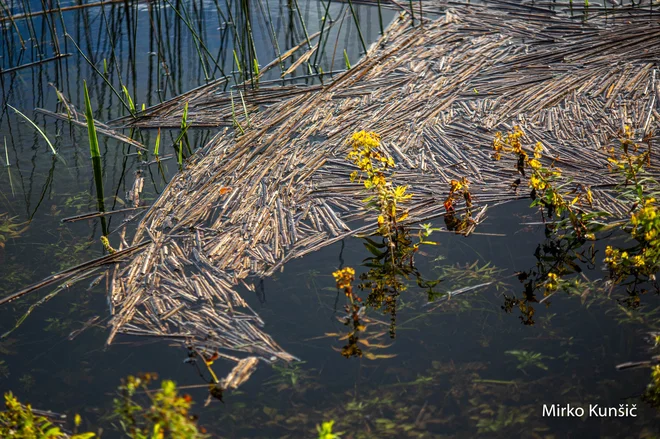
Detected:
[{"left": 0, "top": 214, "right": 28, "bottom": 252}]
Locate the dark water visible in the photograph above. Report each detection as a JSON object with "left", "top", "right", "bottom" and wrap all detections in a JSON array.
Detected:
[{"left": 1, "top": 1, "right": 659, "bottom": 438}]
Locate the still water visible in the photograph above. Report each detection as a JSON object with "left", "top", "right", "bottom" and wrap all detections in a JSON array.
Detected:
[{"left": 1, "top": 0, "right": 659, "bottom": 437}]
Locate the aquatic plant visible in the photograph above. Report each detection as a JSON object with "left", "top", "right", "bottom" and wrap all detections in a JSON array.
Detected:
[
  {"left": 502, "top": 234, "right": 597, "bottom": 325},
  {"left": 493, "top": 126, "right": 597, "bottom": 239},
  {"left": 470, "top": 404, "right": 530, "bottom": 435},
  {"left": 0, "top": 361, "right": 8, "bottom": 379},
  {"left": 505, "top": 350, "right": 553, "bottom": 374},
  {"left": 348, "top": 131, "right": 410, "bottom": 240},
  {"left": 0, "top": 214, "right": 29, "bottom": 250},
  {"left": 7, "top": 105, "right": 58, "bottom": 157},
  {"left": 0, "top": 392, "right": 94, "bottom": 439},
  {"left": 642, "top": 365, "right": 660, "bottom": 410},
  {"left": 332, "top": 267, "right": 365, "bottom": 358},
  {"left": 603, "top": 125, "right": 660, "bottom": 286},
  {"left": 316, "top": 420, "right": 342, "bottom": 439},
  {"left": 443, "top": 177, "right": 475, "bottom": 234},
  {"left": 343, "top": 132, "right": 441, "bottom": 338},
  {"left": 112, "top": 374, "right": 207, "bottom": 439},
  {"left": 264, "top": 361, "right": 318, "bottom": 393},
  {"left": 82, "top": 81, "right": 107, "bottom": 235}
]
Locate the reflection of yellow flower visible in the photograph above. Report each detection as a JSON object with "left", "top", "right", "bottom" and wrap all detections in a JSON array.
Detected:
[{"left": 545, "top": 272, "right": 559, "bottom": 294}]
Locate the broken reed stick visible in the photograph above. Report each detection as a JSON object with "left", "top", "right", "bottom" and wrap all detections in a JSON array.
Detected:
[{"left": 0, "top": 241, "right": 151, "bottom": 306}]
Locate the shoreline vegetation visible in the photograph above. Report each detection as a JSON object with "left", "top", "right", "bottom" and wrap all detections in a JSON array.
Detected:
[{"left": 1, "top": 0, "right": 660, "bottom": 436}]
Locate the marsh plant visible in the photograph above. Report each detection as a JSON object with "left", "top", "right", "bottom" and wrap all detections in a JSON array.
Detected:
[
  {"left": 603, "top": 125, "right": 660, "bottom": 287},
  {"left": 493, "top": 124, "right": 659, "bottom": 323},
  {"left": 316, "top": 420, "right": 342, "bottom": 439},
  {"left": 443, "top": 177, "right": 475, "bottom": 234},
  {"left": 0, "top": 213, "right": 29, "bottom": 252},
  {"left": 339, "top": 132, "right": 441, "bottom": 341},
  {"left": 112, "top": 374, "right": 207, "bottom": 439},
  {"left": 493, "top": 126, "right": 600, "bottom": 240},
  {"left": 1, "top": 392, "right": 94, "bottom": 439},
  {"left": 1, "top": 374, "right": 207, "bottom": 439}
]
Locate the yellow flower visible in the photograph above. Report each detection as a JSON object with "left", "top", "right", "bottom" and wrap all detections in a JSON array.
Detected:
[
  {"left": 529, "top": 175, "right": 546, "bottom": 191},
  {"left": 332, "top": 267, "right": 355, "bottom": 289},
  {"left": 534, "top": 142, "right": 543, "bottom": 159},
  {"left": 631, "top": 255, "right": 645, "bottom": 267},
  {"left": 450, "top": 179, "right": 463, "bottom": 192}
]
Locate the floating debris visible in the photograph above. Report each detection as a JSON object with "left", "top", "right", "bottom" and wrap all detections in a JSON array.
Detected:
[{"left": 106, "top": 4, "right": 660, "bottom": 371}]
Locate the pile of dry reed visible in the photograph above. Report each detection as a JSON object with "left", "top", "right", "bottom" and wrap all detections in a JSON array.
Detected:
[{"left": 106, "top": 3, "right": 659, "bottom": 370}]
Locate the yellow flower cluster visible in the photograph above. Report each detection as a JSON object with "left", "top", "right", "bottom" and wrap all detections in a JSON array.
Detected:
[
  {"left": 333, "top": 267, "right": 355, "bottom": 290},
  {"left": 631, "top": 198, "right": 659, "bottom": 245},
  {"left": 347, "top": 131, "right": 412, "bottom": 237},
  {"left": 347, "top": 131, "right": 394, "bottom": 189},
  {"left": 492, "top": 126, "right": 525, "bottom": 161},
  {"left": 604, "top": 246, "right": 646, "bottom": 270}
]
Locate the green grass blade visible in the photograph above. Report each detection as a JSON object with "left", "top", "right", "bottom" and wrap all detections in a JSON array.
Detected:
[
  {"left": 154, "top": 129, "right": 161, "bottom": 156},
  {"left": 83, "top": 81, "right": 100, "bottom": 158},
  {"left": 122, "top": 85, "right": 136, "bottom": 115}
]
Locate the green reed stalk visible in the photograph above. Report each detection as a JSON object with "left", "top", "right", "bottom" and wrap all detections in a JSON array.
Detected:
[
  {"left": 83, "top": 82, "right": 101, "bottom": 159},
  {"left": 233, "top": 49, "right": 242, "bottom": 74},
  {"left": 153, "top": 129, "right": 162, "bottom": 157},
  {"left": 253, "top": 58, "right": 260, "bottom": 87},
  {"left": 122, "top": 85, "right": 137, "bottom": 115},
  {"left": 83, "top": 81, "right": 107, "bottom": 234},
  {"left": 312, "top": 0, "right": 333, "bottom": 69},
  {"left": 346, "top": 0, "right": 367, "bottom": 53},
  {"left": 239, "top": 91, "right": 250, "bottom": 128},
  {"left": 376, "top": 0, "right": 384, "bottom": 34}
]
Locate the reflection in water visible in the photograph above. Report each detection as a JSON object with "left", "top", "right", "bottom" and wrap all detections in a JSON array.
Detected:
[{"left": 502, "top": 234, "right": 597, "bottom": 326}]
